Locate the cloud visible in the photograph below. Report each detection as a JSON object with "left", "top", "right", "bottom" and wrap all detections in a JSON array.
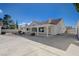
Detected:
[
  {"left": 19, "top": 22, "right": 26, "bottom": 26},
  {"left": 19, "top": 21, "right": 32, "bottom": 26},
  {"left": 27, "top": 21, "right": 32, "bottom": 25},
  {"left": 0, "top": 9, "right": 3, "bottom": 13}
]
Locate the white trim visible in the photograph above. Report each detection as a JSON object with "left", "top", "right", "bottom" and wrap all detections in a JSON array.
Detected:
[
  {"left": 26, "top": 24, "right": 52, "bottom": 28},
  {"left": 37, "top": 27, "right": 39, "bottom": 35}
]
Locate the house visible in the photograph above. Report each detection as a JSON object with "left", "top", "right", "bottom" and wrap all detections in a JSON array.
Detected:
[
  {"left": 18, "top": 23, "right": 28, "bottom": 32},
  {"left": 20, "top": 18, "right": 66, "bottom": 36},
  {"left": 65, "top": 26, "right": 76, "bottom": 35}
]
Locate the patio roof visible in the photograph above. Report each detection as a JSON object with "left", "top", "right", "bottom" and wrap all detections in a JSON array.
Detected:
[{"left": 26, "top": 24, "right": 55, "bottom": 28}]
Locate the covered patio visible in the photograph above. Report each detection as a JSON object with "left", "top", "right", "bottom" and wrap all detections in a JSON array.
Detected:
[{"left": 25, "top": 24, "right": 55, "bottom": 37}]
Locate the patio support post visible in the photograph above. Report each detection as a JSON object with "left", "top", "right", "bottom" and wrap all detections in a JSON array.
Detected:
[
  {"left": 46, "top": 26, "right": 48, "bottom": 37},
  {"left": 30, "top": 27, "right": 32, "bottom": 33},
  {"left": 0, "top": 26, "right": 1, "bottom": 34},
  {"left": 77, "top": 27, "right": 79, "bottom": 40},
  {"left": 37, "top": 27, "right": 39, "bottom": 35}
]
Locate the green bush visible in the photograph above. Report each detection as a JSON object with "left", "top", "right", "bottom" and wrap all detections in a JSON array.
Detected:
[{"left": 9, "top": 25, "right": 16, "bottom": 29}]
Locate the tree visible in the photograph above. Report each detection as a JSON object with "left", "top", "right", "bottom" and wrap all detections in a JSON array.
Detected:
[
  {"left": 2, "top": 14, "right": 11, "bottom": 29},
  {"left": 9, "top": 25, "right": 16, "bottom": 29},
  {"left": 74, "top": 3, "right": 79, "bottom": 12},
  {"left": 15, "top": 20, "right": 18, "bottom": 29},
  {"left": 0, "top": 18, "right": 2, "bottom": 22},
  {"left": 2, "top": 14, "right": 16, "bottom": 29}
]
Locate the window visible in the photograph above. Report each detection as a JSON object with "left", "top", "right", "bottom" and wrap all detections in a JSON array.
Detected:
[
  {"left": 26, "top": 28, "right": 29, "bottom": 31},
  {"left": 32, "top": 28, "right": 37, "bottom": 32},
  {"left": 39, "top": 27, "right": 44, "bottom": 32}
]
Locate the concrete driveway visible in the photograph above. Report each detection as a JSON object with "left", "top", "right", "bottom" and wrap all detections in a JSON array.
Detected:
[
  {"left": 0, "top": 33, "right": 65, "bottom": 56},
  {"left": 18, "top": 33, "right": 78, "bottom": 51},
  {"left": 0, "top": 33, "right": 78, "bottom": 56}
]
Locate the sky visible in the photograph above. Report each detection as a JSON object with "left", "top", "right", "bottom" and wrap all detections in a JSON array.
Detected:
[{"left": 0, "top": 3, "right": 79, "bottom": 27}]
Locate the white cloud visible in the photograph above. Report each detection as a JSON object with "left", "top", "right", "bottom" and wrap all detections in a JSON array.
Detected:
[
  {"left": 27, "top": 21, "right": 32, "bottom": 25},
  {"left": 19, "top": 22, "right": 26, "bottom": 26},
  {"left": 19, "top": 21, "right": 32, "bottom": 26},
  {"left": 0, "top": 9, "right": 3, "bottom": 13}
]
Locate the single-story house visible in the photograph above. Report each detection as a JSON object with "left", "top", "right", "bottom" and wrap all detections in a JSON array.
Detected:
[{"left": 23, "top": 18, "right": 66, "bottom": 36}]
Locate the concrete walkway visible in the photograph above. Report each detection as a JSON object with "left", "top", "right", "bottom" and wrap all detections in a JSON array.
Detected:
[{"left": 0, "top": 33, "right": 65, "bottom": 56}]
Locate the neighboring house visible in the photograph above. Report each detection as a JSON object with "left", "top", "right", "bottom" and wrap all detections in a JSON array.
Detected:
[
  {"left": 76, "top": 20, "right": 79, "bottom": 37},
  {"left": 24, "top": 18, "right": 66, "bottom": 36},
  {"left": 65, "top": 26, "right": 76, "bottom": 35},
  {"left": 18, "top": 23, "right": 28, "bottom": 32}
]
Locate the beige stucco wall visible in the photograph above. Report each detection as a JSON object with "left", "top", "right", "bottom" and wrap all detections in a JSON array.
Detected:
[
  {"left": 76, "top": 20, "right": 79, "bottom": 35},
  {"left": 50, "top": 19, "right": 66, "bottom": 35},
  {"left": 57, "top": 19, "right": 66, "bottom": 34},
  {"left": 50, "top": 25, "right": 57, "bottom": 35},
  {"left": 66, "top": 28, "right": 76, "bottom": 35}
]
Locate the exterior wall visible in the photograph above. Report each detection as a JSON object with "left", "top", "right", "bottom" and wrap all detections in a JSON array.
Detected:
[
  {"left": 37, "top": 25, "right": 57, "bottom": 35},
  {"left": 49, "top": 19, "right": 66, "bottom": 35},
  {"left": 26, "top": 27, "right": 31, "bottom": 33},
  {"left": 66, "top": 28, "right": 76, "bottom": 34},
  {"left": 57, "top": 19, "right": 66, "bottom": 34},
  {"left": 48, "top": 26, "right": 52, "bottom": 34},
  {"left": 76, "top": 20, "right": 79, "bottom": 35},
  {"left": 1, "top": 29, "right": 18, "bottom": 33},
  {"left": 75, "top": 26, "right": 77, "bottom": 35},
  {"left": 51, "top": 25, "right": 57, "bottom": 35},
  {"left": 38, "top": 27, "right": 47, "bottom": 35},
  {"left": 18, "top": 25, "right": 26, "bottom": 32}
]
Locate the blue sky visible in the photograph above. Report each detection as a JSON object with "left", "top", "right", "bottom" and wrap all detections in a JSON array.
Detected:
[{"left": 0, "top": 3, "right": 79, "bottom": 27}]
